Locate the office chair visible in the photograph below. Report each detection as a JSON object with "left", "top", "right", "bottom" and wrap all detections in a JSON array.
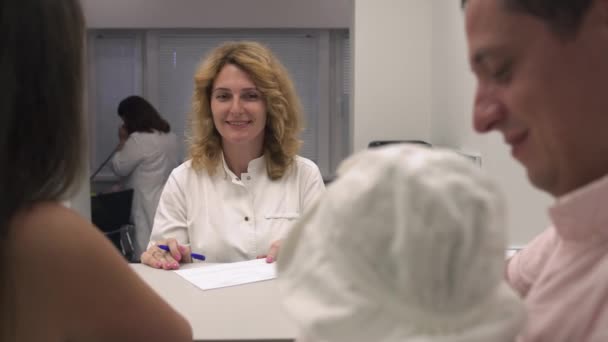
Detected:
[
  {"left": 368, "top": 140, "right": 432, "bottom": 148},
  {"left": 91, "top": 189, "right": 135, "bottom": 261}
]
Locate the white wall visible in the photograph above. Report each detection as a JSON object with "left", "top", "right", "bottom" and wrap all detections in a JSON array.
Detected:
[
  {"left": 82, "top": 0, "right": 351, "bottom": 29},
  {"left": 352, "top": 0, "right": 432, "bottom": 151},
  {"left": 352, "top": 0, "right": 551, "bottom": 245}
]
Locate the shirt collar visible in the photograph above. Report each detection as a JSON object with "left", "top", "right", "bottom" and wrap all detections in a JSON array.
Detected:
[
  {"left": 549, "top": 173, "right": 608, "bottom": 241},
  {"left": 220, "top": 152, "right": 266, "bottom": 180}
]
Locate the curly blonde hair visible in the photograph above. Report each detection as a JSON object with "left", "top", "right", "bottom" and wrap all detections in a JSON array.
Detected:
[{"left": 188, "top": 41, "right": 303, "bottom": 180}]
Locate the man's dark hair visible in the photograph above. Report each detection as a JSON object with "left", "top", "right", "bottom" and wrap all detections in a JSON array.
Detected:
[
  {"left": 117, "top": 95, "right": 171, "bottom": 134},
  {"left": 462, "top": 0, "right": 594, "bottom": 37}
]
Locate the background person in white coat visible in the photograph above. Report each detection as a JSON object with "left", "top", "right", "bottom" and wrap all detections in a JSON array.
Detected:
[{"left": 111, "top": 95, "right": 180, "bottom": 260}]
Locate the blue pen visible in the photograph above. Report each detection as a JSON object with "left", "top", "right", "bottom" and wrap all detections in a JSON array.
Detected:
[{"left": 157, "top": 244, "right": 206, "bottom": 261}]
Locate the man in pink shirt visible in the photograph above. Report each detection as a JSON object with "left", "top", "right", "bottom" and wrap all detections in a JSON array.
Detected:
[{"left": 462, "top": 0, "right": 608, "bottom": 341}]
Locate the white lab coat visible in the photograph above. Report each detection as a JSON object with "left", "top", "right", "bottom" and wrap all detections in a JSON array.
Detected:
[
  {"left": 111, "top": 131, "right": 179, "bottom": 259},
  {"left": 150, "top": 154, "right": 326, "bottom": 262}
]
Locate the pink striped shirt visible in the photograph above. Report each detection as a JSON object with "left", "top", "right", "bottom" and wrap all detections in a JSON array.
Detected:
[{"left": 507, "top": 175, "right": 608, "bottom": 342}]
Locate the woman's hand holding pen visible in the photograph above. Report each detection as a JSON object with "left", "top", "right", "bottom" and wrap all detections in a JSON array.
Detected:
[{"left": 141, "top": 238, "right": 192, "bottom": 270}]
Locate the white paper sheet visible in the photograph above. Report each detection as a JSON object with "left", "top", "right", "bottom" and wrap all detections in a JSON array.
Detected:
[{"left": 174, "top": 259, "right": 277, "bottom": 291}]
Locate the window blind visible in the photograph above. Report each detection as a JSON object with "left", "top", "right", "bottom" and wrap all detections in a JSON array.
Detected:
[{"left": 91, "top": 33, "right": 141, "bottom": 179}]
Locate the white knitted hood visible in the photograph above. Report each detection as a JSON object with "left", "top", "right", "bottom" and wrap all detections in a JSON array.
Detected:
[{"left": 277, "top": 145, "right": 525, "bottom": 342}]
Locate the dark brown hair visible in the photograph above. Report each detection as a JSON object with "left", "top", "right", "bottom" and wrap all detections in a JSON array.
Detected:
[
  {"left": 462, "top": 0, "right": 594, "bottom": 37},
  {"left": 0, "top": 0, "right": 85, "bottom": 338},
  {"left": 118, "top": 95, "right": 171, "bottom": 134}
]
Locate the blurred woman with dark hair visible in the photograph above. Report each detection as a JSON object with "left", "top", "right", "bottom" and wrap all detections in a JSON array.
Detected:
[
  {"left": 0, "top": 0, "right": 191, "bottom": 340},
  {"left": 111, "top": 95, "right": 179, "bottom": 260}
]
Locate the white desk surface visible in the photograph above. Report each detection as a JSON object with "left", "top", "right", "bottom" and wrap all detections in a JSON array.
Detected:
[{"left": 130, "top": 263, "right": 297, "bottom": 342}]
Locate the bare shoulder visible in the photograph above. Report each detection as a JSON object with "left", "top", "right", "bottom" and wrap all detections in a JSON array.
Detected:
[
  {"left": 12, "top": 202, "right": 126, "bottom": 271},
  {"left": 13, "top": 202, "right": 100, "bottom": 255},
  {"left": 12, "top": 202, "right": 192, "bottom": 341}
]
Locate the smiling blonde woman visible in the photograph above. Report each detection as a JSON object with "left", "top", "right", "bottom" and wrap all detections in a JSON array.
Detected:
[{"left": 141, "top": 41, "right": 325, "bottom": 268}]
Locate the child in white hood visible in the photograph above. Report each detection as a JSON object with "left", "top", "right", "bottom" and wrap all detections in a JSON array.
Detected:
[{"left": 277, "top": 145, "right": 525, "bottom": 342}]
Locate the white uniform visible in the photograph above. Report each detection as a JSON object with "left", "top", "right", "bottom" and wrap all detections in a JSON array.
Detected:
[
  {"left": 150, "top": 154, "right": 325, "bottom": 262},
  {"left": 111, "top": 131, "right": 179, "bottom": 258}
]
